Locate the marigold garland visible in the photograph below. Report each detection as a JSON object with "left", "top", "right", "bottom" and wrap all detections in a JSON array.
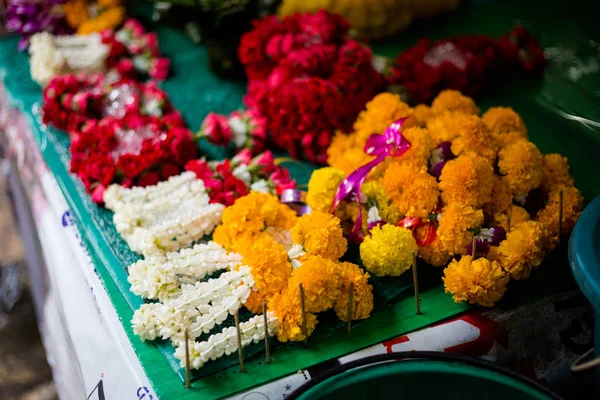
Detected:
[
  {"left": 498, "top": 139, "right": 543, "bottom": 195},
  {"left": 360, "top": 225, "right": 417, "bottom": 277},
  {"left": 333, "top": 262, "right": 374, "bottom": 322},
  {"left": 382, "top": 163, "right": 439, "bottom": 218},
  {"left": 540, "top": 154, "right": 574, "bottom": 193},
  {"left": 291, "top": 212, "right": 348, "bottom": 261},
  {"left": 437, "top": 204, "right": 484, "bottom": 255},
  {"left": 439, "top": 154, "right": 494, "bottom": 208},
  {"left": 430, "top": 90, "right": 480, "bottom": 116},
  {"left": 306, "top": 167, "right": 346, "bottom": 213},
  {"left": 482, "top": 106, "right": 528, "bottom": 146}
]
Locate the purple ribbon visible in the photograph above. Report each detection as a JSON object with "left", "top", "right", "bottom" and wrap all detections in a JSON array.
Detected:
[
  {"left": 332, "top": 118, "right": 411, "bottom": 235},
  {"left": 280, "top": 189, "right": 312, "bottom": 215}
]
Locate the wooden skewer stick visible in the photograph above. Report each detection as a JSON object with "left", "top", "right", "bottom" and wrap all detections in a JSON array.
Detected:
[
  {"left": 347, "top": 281, "right": 354, "bottom": 334},
  {"left": 558, "top": 190, "right": 564, "bottom": 240},
  {"left": 412, "top": 252, "right": 421, "bottom": 315},
  {"left": 184, "top": 329, "right": 191, "bottom": 389},
  {"left": 263, "top": 302, "right": 271, "bottom": 364},
  {"left": 234, "top": 310, "right": 245, "bottom": 373},
  {"left": 507, "top": 209, "right": 512, "bottom": 233},
  {"left": 472, "top": 236, "right": 477, "bottom": 258},
  {"left": 299, "top": 283, "right": 308, "bottom": 346}
]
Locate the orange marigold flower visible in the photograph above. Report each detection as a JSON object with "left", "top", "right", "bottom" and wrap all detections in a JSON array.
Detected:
[
  {"left": 291, "top": 211, "right": 347, "bottom": 260},
  {"left": 450, "top": 114, "right": 498, "bottom": 163},
  {"left": 540, "top": 154, "right": 574, "bottom": 193},
  {"left": 269, "top": 292, "right": 317, "bottom": 342},
  {"left": 419, "top": 238, "right": 451, "bottom": 267},
  {"left": 241, "top": 236, "right": 292, "bottom": 312},
  {"left": 286, "top": 256, "right": 343, "bottom": 313},
  {"left": 437, "top": 204, "right": 484, "bottom": 255},
  {"left": 77, "top": 6, "right": 125, "bottom": 35},
  {"left": 498, "top": 139, "right": 543, "bottom": 195},
  {"left": 439, "top": 154, "right": 494, "bottom": 208},
  {"left": 353, "top": 93, "right": 413, "bottom": 144},
  {"left": 426, "top": 111, "right": 467, "bottom": 145},
  {"left": 443, "top": 255, "right": 509, "bottom": 307},
  {"left": 488, "top": 220, "right": 546, "bottom": 280},
  {"left": 493, "top": 205, "right": 531, "bottom": 232},
  {"left": 431, "top": 90, "right": 480, "bottom": 116},
  {"left": 535, "top": 184, "right": 583, "bottom": 250},
  {"left": 393, "top": 126, "right": 436, "bottom": 169},
  {"left": 63, "top": 0, "right": 90, "bottom": 28},
  {"left": 381, "top": 163, "right": 439, "bottom": 218},
  {"left": 307, "top": 167, "right": 346, "bottom": 213},
  {"left": 483, "top": 176, "right": 513, "bottom": 217},
  {"left": 327, "top": 132, "right": 375, "bottom": 176},
  {"left": 482, "top": 106, "right": 527, "bottom": 147},
  {"left": 333, "top": 262, "right": 374, "bottom": 322},
  {"left": 413, "top": 104, "right": 433, "bottom": 126}
]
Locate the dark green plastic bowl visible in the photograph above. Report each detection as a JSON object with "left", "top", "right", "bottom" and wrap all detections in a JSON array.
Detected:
[{"left": 289, "top": 352, "right": 561, "bottom": 400}]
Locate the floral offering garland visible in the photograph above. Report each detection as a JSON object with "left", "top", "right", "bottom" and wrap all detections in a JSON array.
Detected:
[
  {"left": 307, "top": 89, "right": 583, "bottom": 307},
  {"left": 185, "top": 149, "right": 296, "bottom": 206},
  {"left": 104, "top": 172, "right": 224, "bottom": 256},
  {"left": 236, "top": 11, "right": 386, "bottom": 163},
  {"left": 29, "top": 31, "right": 109, "bottom": 86},
  {"left": 196, "top": 110, "right": 267, "bottom": 154},
  {"left": 390, "top": 26, "right": 546, "bottom": 104}
]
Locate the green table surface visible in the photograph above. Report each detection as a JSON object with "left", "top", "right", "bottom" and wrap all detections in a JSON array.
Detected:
[{"left": 1, "top": 0, "right": 599, "bottom": 398}]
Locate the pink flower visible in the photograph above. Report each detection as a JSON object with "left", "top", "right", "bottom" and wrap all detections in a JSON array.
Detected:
[
  {"left": 149, "top": 58, "right": 170, "bottom": 81},
  {"left": 269, "top": 167, "right": 296, "bottom": 195},
  {"left": 91, "top": 184, "right": 106, "bottom": 204},
  {"left": 252, "top": 150, "right": 276, "bottom": 174},
  {"left": 200, "top": 112, "right": 232, "bottom": 146},
  {"left": 232, "top": 149, "right": 253, "bottom": 166},
  {"left": 143, "top": 33, "right": 160, "bottom": 57},
  {"left": 124, "top": 19, "right": 146, "bottom": 37}
]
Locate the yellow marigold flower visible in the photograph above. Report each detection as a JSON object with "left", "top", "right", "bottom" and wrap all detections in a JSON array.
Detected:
[
  {"left": 98, "top": 0, "right": 122, "bottom": 7},
  {"left": 488, "top": 220, "right": 546, "bottom": 280},
  {"left": 482, "top": 107, "right": 528, "bottom": 146},
  {"left": 334, "top": 262, "right": 374, "bottom": 322},
  {"left": 306, "top": 167, "right": 346, "bottom": 213},
  {"left": 419, "top": 238, "right": 451, "bottom": 267},
  {"left": 540, "top": 154, "right": 574, "bottom": 193},
  {"left": 393, "top": 126, "right": 436, "bottom": 169},
  {"left": 63, "top": 0, "right": 90, "bottom": 28},
  {"left": 483, "top": 176, "right": 513, "bottom": 217},
  {"left": 242, "top": 236, "right": 292, "bottom": 313},
  {"left": 439, "top": 154, "right": 494, "bottom": 208},
  {"left": 450, "top": 114, "right": 498, "bottom": 163},
  {"left": 498, "top": 139, "right": 543, "bottom": 195},
  {"left": 77, "top": 6, "right": 125, "bottom": 35},
  {"left": 286, "top": 256, "right": 342, "bottom": 313},
  {"left": 535, "top": 184, "right": 583, "bottom": 250},
  {"left": 360, "top": 225, "right": 417, "bottom": 277},
  {"left": 381, "top": 163, "right": 439, "bottom": 218},
  {"left": 443, "top": 255, "right": 509, "bottom": 307},
  {"left": 437, "top": 204, "right": 484, "bottom": 255},
  {"left": 361, "top": 180, "right": 402, "bottom": 224},
  {"left": 213, "top": 192, "right": 297, "bottom": 251},
  {"left": 291, "top": 211, "right": 347, "bottom": 260},
  {"left": 413, "top": 104, "right": 433, "bottom": 126},
  {"left": 353, "top": 93, "right": 413, "bottom": 144},
  {"left": 426, "top": 111, "right": 464, "bottom": 145},
  {"left": 269, "top": 292, "right": 317, "bottom": 342},
  {"left": 431, "top": 90, "right": 480, "bottom": 116},
  {"left": 493, "top": 205, "right": 531, "bottom": 232},
  {"left": 327, "top": 132, "right": 375, "bottom": 176}
]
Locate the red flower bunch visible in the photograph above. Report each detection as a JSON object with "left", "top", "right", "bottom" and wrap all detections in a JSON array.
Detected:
[
  {"left": 390, "top": 26, "right": 546, "bottom": 104},
  {"left": 70, "top": 115, "right": 196, "bottom": 203},
  {"left": 197, "top": 108, "right": 267, "bottom": 154},
  {"left": 238, "top": 11, "right": 386, "bottom": 164},
  {"left": 185, "top": 149, "right": 296, "bottom": 206},
  {"left": 101, "top": 19, "right": 170, "bottom": 81}
]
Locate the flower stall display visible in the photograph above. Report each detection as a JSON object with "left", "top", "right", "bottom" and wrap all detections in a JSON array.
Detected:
[
  {"left": 306, "top": 89, "right": 583, "bottom": 307},
  {"left": 29, "top": 31, "right": 109, "bottom": 86},
  {"left": 62, "top": 0, "right": 125, "bottom": 35},
  {"left": 390, "top": 26, "right": 546, "bottom": 104},
  {"left": 237, "top": 11, "right": 386, "bottom": 163},
  {"left": 124, "top": 189, "right": 374, "bottom": 369},
  {"left": 278, "top": 0, "right": 462, "bottom": 39}
]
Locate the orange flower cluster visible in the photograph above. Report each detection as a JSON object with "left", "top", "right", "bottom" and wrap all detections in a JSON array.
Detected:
[
  {"left": 63, "top": 0, "right": 125, "bottom": 35},
  {"left": 311, "top": 89, "right": 583, "bottom": 307}
]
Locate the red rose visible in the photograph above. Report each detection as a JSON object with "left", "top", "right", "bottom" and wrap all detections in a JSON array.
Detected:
[
  {"left": 200, "top": 112, "right": 232, "bottom": 146},
  {"left": 163, "top": 111, "right": 185, "bottom": 128},
  {"left": 161, "top": 163, "right": 180, "bottom": 179},
  {"left": 169, "top": 128, "right": 197, "bottom": 165},
  {"left": 85, "top": 154, "right": 116, "bottom": 186},
  {"left": 91, "top": 184, "right": 107, "bottom": 204},
  {"left": 137, "top": 171, "right": 160, "bottom": 187},
  {"left": 185, "top": 159, "right": 213, "bottom": 181},
  {"left": 251, "top": 150, "right": 276, "bottom": 175},
  {"left": 117, "top": 153, "right": 146, "bottom": 179}
]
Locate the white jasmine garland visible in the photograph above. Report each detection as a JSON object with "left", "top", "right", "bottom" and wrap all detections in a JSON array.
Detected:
[
  {"left": 105, "top": 172, "right": 224, "bottom": 256},
  {"left": 367, "top": 206, "right": 382, "bottom": 225},
  {"left": 29, "top": 32, "right": 109, "bottom": 86},
  {"left": 173, "top": 313, "right": 279, "bottom": 369},
  {"left": 288, "top": 244, "right": 306, "bottom": 269}
]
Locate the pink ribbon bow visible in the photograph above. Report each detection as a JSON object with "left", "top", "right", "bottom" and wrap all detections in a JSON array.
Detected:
[{"left": 332, "top": 118, "right": 412, "bottom": 238}]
